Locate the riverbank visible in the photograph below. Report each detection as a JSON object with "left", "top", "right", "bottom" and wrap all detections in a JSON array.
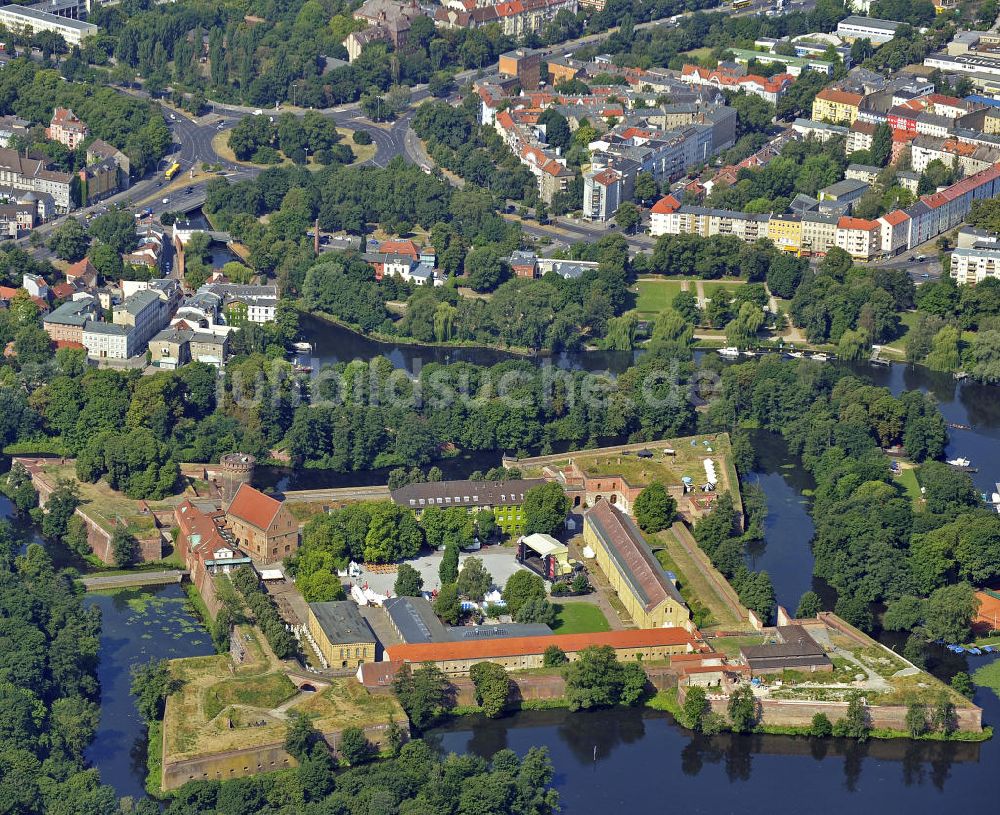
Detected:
[{"left": 305, "top": 306, "right": 542, "bottom": 358}]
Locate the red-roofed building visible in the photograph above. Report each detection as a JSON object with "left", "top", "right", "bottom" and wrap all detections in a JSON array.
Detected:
[
  {"left": 65, "top": 257, "right": 98, "bottom": 289},
  {"left": 176, "top": 500, "right": 253, "bottom": 616},
  {"left": 878, "top": 209, "right": 910, "bottom": 256},
  {"left": 378, "top": 239, "right": 420, "bottom": 259},
  {"left": 225, "top": 482, "right": 299, "bottom": 563},
  {"left": 46, "top": 107, "right": 88, "bottom": 149},
  {"left": 50, "top": 281, "right": 77, "bottom": 301},
  {"left": 650, "top": 195, "right": 681, "bottom": 235},
  {"left": 836, "top": 216, "right": 881, "bottom": 259},
  {"left": 384, "top": 626, "right": 703, "bottom": 675},
  {"left": 681, "top": 64, "right": 794, "bottom": 104}
]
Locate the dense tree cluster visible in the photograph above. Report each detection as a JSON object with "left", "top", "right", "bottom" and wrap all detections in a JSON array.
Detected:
[
  {"left": 0, "top": 58, "right": 170, "bottom": 176},
  {"left": 563, "top": 645, "right": 647, "bottom": 711},
  {"left": 231, "top": 565, "right": 297, "bottom": 659},
  {"left": 0, "top": 533, "right": 117, "bottom": 815},
  {"left": 286, "top": 353, "right": 694, "bottom": 472}
]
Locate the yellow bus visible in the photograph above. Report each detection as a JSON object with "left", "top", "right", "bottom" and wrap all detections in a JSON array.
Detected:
[
  {"left": 164, "top": 161, "right": 181, "bottom": 180},
  {"left": 732, "top": 0, "right": 751, "bottom": 8}
]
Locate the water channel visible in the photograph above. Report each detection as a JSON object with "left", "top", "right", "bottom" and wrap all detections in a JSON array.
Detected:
[{"left": 15, "top": 311, "right": 1000, "bottom": 805}]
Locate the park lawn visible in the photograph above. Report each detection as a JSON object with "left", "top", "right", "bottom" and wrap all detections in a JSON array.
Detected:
[
  {"left": 682, "top": 46, "right": 714, "bottom": 65},
  {"left": 654, "top": 548, "right": 717, "bottom": 630},
  {"left": 885, "top": 310, "right": 920, "bottom": 354},
  {"left": 702, "top": 280, "right": 745, "bottom": 301},
  {"left": 895, "top": 466, "right": 922, "bottom": 505},
  {"left": 635, "top": 279, "right": 685, "bottom": 315},
  {"left": 552, "top": 602, "right": 611, "bottom": 634},
  {"left": 654, "top": 532, "right": 742, "bottom": 631}
]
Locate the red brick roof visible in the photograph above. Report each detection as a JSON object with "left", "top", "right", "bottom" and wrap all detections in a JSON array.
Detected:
[
  {"left": 651, "top": 195, "right": 681, "bottom": 214},
  {"left": 226, "top": 483, "right": 282, "bottom": 531},
  {"left": 384, "top": 627, "right": 700, "bottom": 664},
  {"left": 815, "top": 88, "right": 862, "bottom": 107},
  {"left": 881, "top": 209, "right": 909, "bottom": 226},
  {"left": 65, "top": 257, "right": 96, "bottom": 280},
  {"left": 837, "top": 216, "right": 879, "bottom": 231}
]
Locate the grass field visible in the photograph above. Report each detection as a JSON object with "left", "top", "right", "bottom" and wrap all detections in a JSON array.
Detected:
[
  {"left": 635, "top": 279, "right": 685, "bottom": 315},
  {"left": 895, "top": 465, "right": 922, "bottom": 505},
  {"left": 552, "top": 602, "right": 611, "bottom": 634},
  {"left": 203, "top": 671, "right": 296, "bottom": 720},
  {"left": 654, "top": 547, "right": 718, "bottom": 630},
  {"left": 655, "top": 529, "right": 743, "bottom": 630},
  {"left": 703, "top": 280, "right": 745, "bottom": 301},
  {"left": 163, "top": 626, "right": 404, "bottom": 762},
  {"left": 885, "top": 310, "right": 920, "bottom": 354},
  {"left": 974, "top": 659, "right": 1000, "bottom": 700}
]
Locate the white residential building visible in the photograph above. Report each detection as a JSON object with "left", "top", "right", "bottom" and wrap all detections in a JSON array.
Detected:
[
  {"left": 836, "top": 15, "right": 902, "bottom": 44},
  {"left": 951, "top": 245, "right": 1000, "bottom": 284}
]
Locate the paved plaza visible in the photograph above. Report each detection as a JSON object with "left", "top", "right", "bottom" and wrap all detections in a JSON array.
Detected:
[{"left": 354, "top": 546, "right": 531, "bottom": 596}]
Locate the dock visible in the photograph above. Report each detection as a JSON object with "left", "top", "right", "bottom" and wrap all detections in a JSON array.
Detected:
[{"left": 869, "top": 348, "right": 891, "bottom": 367}]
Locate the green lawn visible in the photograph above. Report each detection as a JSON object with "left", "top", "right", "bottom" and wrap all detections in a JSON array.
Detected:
[
  {"left": 702, "top": 280, "right": 745, "bottom": 301},
  {"left": 551, "top": 602, "right": 611, "bottom": 634},
  {"left": 895, "top": 466, "right": 921, "bottom": 505},
  {"left": 203, "top": 671, "right": 297, "bottom": 720},
  {"left": 885, "top": 310, "right": 920, "bottom": 353},
  {"left": 973, "top": 660, "right": 1000, "bottom": 701},
  {"left": 635, "top": 279, "right": 685, "bottom": 315}
]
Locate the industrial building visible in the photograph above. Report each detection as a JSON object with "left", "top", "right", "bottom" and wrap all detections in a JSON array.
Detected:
[
  {"left": 308, "top": 601, "right": 378, "bottom": 669},
  {"left": 0, "top": 4, "right": 97, "bottom": 45}
]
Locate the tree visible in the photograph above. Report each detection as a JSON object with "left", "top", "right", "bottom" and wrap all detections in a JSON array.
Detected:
[
  {"left": 905, "top": 702, "right": 927, "bottom": 737},
  {"left": 88, "top": 242, "right": 124, "bottom": 281},
  {"left": 475, "top": 508, "right": 496, "bottom": 540},
  {"left": 537, "top": 108, "right": 571, "bottom": 151},
  {"left": 395, "top": 563, "right": 424, "bottom": 597},
  {"left": 393, "top": 663, "right": 450, "bottom": 729},
  {"left": 284, "top": 712, "right": 322, "bottom": 762},
  {"left": 810, "top": 712, "right": 833, "bottom": 737},
  {"left": 502, "top": 570, "right": 547, "bottom": 618},
  {"left": 434, "top": 582, "right": 462, "bottom": 625},
  {"left": 563, "top": 645, "right": 639, "bottom": 711},
  {"left": 923, "top": 583, "right": 979, "bottom": 643},
  {"left": 514, "top": 596, "right": 556, "bottom": 625},
  {"left": 543, "top": 645, "right": 567, "bottom": 667},
  {"left": 48, "top": 218, "right": 89, "bottom": 261},
  {"left": 130, "top": 658, "right": 178, "bottom": 722},
  {"left": 727, "top": 684, "right": 758, "bottom": 733},
  {"left": 835, "top": 596, "right": 874, "bottom": 633},
  {"left": 634, "top": 172, "right": 657, "bottom": 203},
  {"left": 456, "top": 556, "right": 492, "bottom": 601},
  {"left": 466, "top": 247, "right": 507, "bottom": 292},
  {"left": 470, "top": 661, "right": 510, "bottom": 718},
  {"left": 522, "top": 482, "right": 569, "bottom": 536},
  {"left": 835, "top": 695, "right": 870, "bottom": 740},
  {"left": 795, "top": 591, "right": 823, "bottom": 619},
  {"left": 42, "top": 478, "right": 80, "bottom": 539},
  {"left": 338, "top": 727, "right": 374, "bottom": 765},
  {"left": 882, "top": 595, "right": 924, "bottom": 632},
  {"left": 633, "top": 481, "right": 676, "bottom": 533},
  {"left": 871, "top": 123, "right": 892, "bottom": 167},
  {"left": 112, "top": 527, "right": 140, "bottom": 568},
  {"left": 951, "top": 671, "right": 974, "bottom": 699},
  {"left": 680, "top": 685, "right": 709, "bottom": 731},
  {"left": 439, "top": 540, "right": 459, "bottom": 584},
  {"left": 614, "top": 202, "right": 641, "bottom": 233},
  {"left": 931, "top": 692, "right": 956, "bottom": 734}
]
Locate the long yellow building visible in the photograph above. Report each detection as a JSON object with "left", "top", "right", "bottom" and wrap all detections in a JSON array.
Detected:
[
  {"left": 767, "top": 214, "right": 803, "bottom": 255},
  {"left": 583, "top": 499, "right": 690, "bottom": 629}
]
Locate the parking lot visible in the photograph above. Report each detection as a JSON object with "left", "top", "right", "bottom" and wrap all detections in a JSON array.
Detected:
[{"left": 354, "top": 546, "right": 532, "bottom": 597}]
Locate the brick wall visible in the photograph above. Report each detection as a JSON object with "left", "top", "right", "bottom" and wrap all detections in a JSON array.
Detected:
[{"left": 161, "top": 721, "right": 407, "bottom": 790}]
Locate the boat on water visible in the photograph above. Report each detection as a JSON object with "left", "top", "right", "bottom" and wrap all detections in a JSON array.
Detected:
[
  {"left": 946, "top": 457, "right": 972, "bottom": 468},
  {"left": 291, "top": 341, "right": 313, "bottom": 353},
  {"left": 947, "top": 422, "right": 971, "bottom": 431},
  {"left": 809, "top": 352, "right": 829, "bottom": 362},
  {"left": 293, "top": 364, "right": 313, "bottom": 374},
  {"left": 785, "top": 351, "right": 804, "bottom": 359},
  {"left": 717, "top": 347, "right": 740, "bottom": 358}
]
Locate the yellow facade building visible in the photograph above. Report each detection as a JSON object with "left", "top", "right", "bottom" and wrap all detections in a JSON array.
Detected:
[
  {"left": 308, "top": 601, "right": 377, "bottom": 669},
  {"left": 811, "top": 88, "right": 863, "bottom": 125},
  {"left": 767, "top": 214, "right": 803, "bottom": 255},
  {"left": 583, "top": 498, "right": 690, "bottom": 629}
]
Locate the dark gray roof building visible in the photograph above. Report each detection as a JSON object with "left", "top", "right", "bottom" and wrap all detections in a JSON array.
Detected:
[
  {"left": 391, "top": 478, "right": 545, "bottom": 510},
  {"left": 308, "top": 601, "right": 375, "bottom": 645},
  {"left": 740, "top": 625, "right": 832, "bottom": 674}
]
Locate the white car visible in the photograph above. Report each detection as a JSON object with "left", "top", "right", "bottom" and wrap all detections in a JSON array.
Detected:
[{"left": 162, "top": 198, "right": 169, "bottom": 204}]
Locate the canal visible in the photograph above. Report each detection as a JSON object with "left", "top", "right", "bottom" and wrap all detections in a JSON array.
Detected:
[
  {"left": 83, "top": 587, "right": 215, "bottom": 801},
  {"left": 12, "top": 314, "right": 999, "bottom": 803}
]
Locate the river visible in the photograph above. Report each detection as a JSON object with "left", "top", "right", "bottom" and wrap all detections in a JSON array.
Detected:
[
  {"left": 15, "top": 314, "right": 1000, "bottom": 804},
  {"left": 431, "top": 655, "right": 1000, "bottom": 814}
]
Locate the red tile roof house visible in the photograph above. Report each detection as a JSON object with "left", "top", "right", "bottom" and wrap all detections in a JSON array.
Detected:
[
  {"left": 224, "top": 482, "right": 299, "bottom": 563},
  {"left": 175, "top": 499, "right": 252, "bottom": 617},
  {"left": 46, "top": 107, "right": 89, "bottom": 149},
  {"left": 65, "top": 257, "right": 98, "bottom": 289}
]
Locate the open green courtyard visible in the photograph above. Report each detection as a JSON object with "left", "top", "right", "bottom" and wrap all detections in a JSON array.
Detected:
[{"left": 552, "top": 602, "right": 611, "bottom": 634}]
